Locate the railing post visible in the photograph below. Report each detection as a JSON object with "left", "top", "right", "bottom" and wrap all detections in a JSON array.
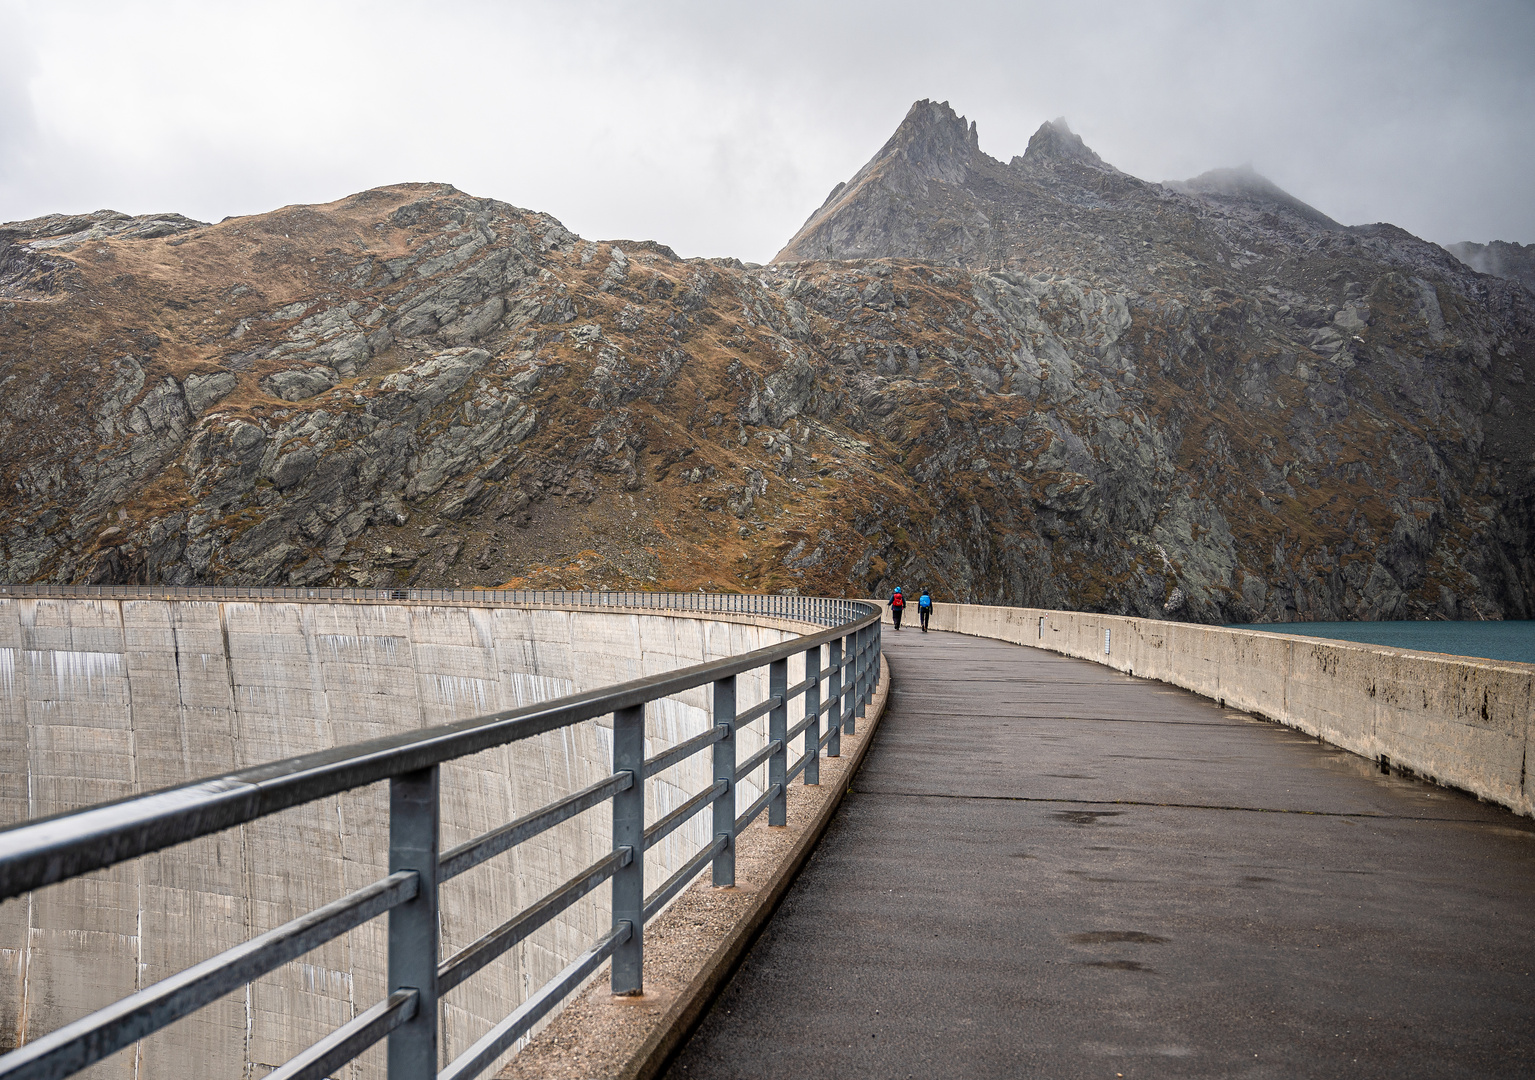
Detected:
[
  {"left": 866, "top": 621, "right": 878, "bottom": 704},
  {"left": 611, "top": 704, "right": 645, "bottom": 995},
  {"left": 845, "top": 626, "right": 861, "bottom": 737},
  {"left": 388, "top": 765, "right": 440, "bottom": 1080},
  {"left": 803, "top": 644, "right": 820, "bottom": 785},
  {"left": 712, "top": 676, "right": 737, "bottom": 886},
  {"left": 878, "top": 616, "right": 890, "bottom": 708},
  {"left": 768, "top": 657, "right": 788, "bottom": 826},
  {"left": 827, "top": 637, "right": 843, "bottom": 758},
  {"left": 872, "top": 619, "right": 882, "bottom": 710}
]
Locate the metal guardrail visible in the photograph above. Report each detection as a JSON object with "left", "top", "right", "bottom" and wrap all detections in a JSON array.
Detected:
[
  {"left": 0, "top": 589, "right": 883, "bottom": 1080},
  {"left": 0, "top": 585, "right": 863, "bottom": 628}
]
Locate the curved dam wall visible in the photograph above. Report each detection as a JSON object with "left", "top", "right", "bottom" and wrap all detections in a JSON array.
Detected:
[
  {"left": 893, "top": 602, "right": 1534, "bottom": 818},
  {"left": 0, "top": 597, "right": 811, "bottom": 1078}
]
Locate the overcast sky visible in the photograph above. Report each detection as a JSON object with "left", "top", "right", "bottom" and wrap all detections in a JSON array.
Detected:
[{"left": 2, "top": 0, "right": 1532, "bottom": 263}]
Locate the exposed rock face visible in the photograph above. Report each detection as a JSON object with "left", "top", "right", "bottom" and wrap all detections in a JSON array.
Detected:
[
  {"left": 1164, "top": 164, "right": 1341, "bottom": 230},
  {"left": 1, "top": 105, "right": 1532, "bottom": 623},
  {"left": 769, "top": 100, "right": 1535, "bottom": 619},
  {"left": 1445, "top": 240, "right": 1535, "bottom": 294}
]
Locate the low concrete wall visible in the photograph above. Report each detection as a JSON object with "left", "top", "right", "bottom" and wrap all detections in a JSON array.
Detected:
[
  {"left": 886, "top": 602, "right": 1534, "bottom": 818},
  {"left": 0, "top": 598, "right": 820, "bottom": 1078}
]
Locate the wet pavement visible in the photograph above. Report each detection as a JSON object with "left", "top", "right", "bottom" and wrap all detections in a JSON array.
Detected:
[{"left": 664, "top": 630, "right": 1535, "bottom": 1079}]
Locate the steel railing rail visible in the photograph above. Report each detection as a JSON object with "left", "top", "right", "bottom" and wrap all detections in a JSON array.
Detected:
[
  {"left": 0, "top": 588, "right": 882, "bottom": 1080},
  {"left": 0, "top": 585, "right": 862, "bottom": 629}
]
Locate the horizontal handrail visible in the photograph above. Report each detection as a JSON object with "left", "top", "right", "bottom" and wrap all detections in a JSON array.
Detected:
[
  {"left": 438, "top": 847, "right": 632, "bottom": 995},
  {"left": 0, "top": 585, "right": 864, "bottom": 629},
  {"left": 644, "top": 781, "right": 728, "bottom": 851},
  {"left": 645, "top": 834, "right": 729, "bottom": 922},
  {"left": 784, "top": 675, "right": 818, "bottom": 698},
  {"left": 643, "top": 726, "right": 727, "bottom": 779},
  {"left": 439, "top": 922, "right": 632, "bottom": 1080},
  {"left": 787, "top": 709, "right": 824, "bottom": 744},
  {"left": 0, "top": 870, "right": 418, "bottom": 1080},
  {"left": 733, "top": 694, "right": 782, "bottom": 727},
  {"left": 736, "top": 740, "right": 784, "bottom": 782},
  {"left": 265, "top": 989, "right": 419, "bottom": 1080},
  {"left": 439, "top": 772, "right": 632, "bottom": 882},
  {"left": 736, "top": 783, "right": 784, "bottom": 833}
]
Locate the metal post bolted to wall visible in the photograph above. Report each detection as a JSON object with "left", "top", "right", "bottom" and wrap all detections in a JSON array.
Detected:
[
  {"left": 768, "top": 658, "right": 788, "bottom": 827},
  {"left": 873, "top": 619, "right": 882, "bottom": 706},
  {"left": 712, "top": 676, "right": 737, "bottom": 887},
  {"left": 849, "top": 625, "right": 865, "bottom": 736},
  {"left": 611, "top": 705, "right": 645, "bottom": 995},
  {"left": 388, "top": 766, "right": 440, "bottom": 1080},
  {"left": 803, "top": 645, "right": 821, "bottom": 786},
  {"left": 826, "top": 637, "right": 843, "bottom": 759}
]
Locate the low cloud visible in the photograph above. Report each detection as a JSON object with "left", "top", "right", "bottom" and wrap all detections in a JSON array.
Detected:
[{"left": 1, "top": 0, "right": 1531, "bottom": 259}]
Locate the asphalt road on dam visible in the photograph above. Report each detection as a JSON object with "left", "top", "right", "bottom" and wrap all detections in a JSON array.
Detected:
[{"left": 664, "top": 629, "right": 1535, "bottom": 1079}]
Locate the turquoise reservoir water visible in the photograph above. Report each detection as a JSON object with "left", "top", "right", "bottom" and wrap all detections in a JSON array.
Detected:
[{"left": 1222, "top": 620, "right": 1535, "bottom": 666}]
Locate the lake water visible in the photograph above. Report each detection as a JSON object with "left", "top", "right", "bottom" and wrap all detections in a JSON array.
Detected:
[{"left": 1221, "top": 620, "right": 1535, "bottom": 665}]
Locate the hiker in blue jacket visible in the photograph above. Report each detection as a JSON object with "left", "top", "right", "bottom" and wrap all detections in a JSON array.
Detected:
[
  {"left": 918, "top": 588, "right": 933, "bottom": 632},
  {"left": 889, "top": 587, "right": 906, "bottom": 629}
]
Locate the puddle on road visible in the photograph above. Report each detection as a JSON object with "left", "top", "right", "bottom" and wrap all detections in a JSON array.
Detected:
[
  {"left": 1070, "top": 931, "right": 1170, "bottom": 945},
  {"left": 1054, "top": 810, "right": 1126, "bottom": 825},
  {"left": 1076, "top": 959, "right": 1157, "bottom": 972}
]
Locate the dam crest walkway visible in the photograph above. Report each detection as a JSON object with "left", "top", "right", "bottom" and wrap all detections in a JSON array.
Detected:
[{"left": 666, "top": 628, "right": 1535, "bottom": 1079}]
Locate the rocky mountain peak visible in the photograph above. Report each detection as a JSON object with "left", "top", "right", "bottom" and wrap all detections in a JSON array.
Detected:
[
  {"left": 1444, "top": 239, "right": 1535, "bottom": 293},
  {"left": 884, "top": 99, "right": 984, "bottom": 185},
  {"left": 1165, "top": 164, "right": 1340, "bottom": 229},
  {"left": 774, "top": 99, "right": 997, "bottom": 265},
  {"left": 1016, "top": 118, "right": 1105, "bottom": 169}
]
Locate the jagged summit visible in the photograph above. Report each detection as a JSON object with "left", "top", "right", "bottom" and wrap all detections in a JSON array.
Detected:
[
  {"left": 774, "top": 99, "right": 1002, "bottom": 265},
  {"left": 885, "top": 99, "right": 985, "bottom": 183},
  {"left": 1014, "top": 118, "right": 1107, "bottom": 169},
  {"left": 775, "top": 98, "right": 1474, "bottom": 299},
  {"left": 1165, "top": 164, "right": 1340, "bottom": 229},
  {"left": 776, "top": 104, "right": 1128, "bottom": 266},
  {"left": 798, "top": 100, "right": 987, "bottom": 237},
  {"left": 1445, "top": 239, "right": 1535, "bottom": 292}
]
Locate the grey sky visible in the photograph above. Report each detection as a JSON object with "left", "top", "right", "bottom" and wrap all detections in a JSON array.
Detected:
[{"left": 2, "top": 0, "right": 1532, "bottom": 263}]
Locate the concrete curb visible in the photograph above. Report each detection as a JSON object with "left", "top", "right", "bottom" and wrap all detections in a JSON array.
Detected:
[{"left": 497, "top": 653, "right": 893, "bottom": 1080}]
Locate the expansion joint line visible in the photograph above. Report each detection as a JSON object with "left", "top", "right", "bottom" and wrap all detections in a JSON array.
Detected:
[{"left": 855, "top": 789, "right": 1486, "bottom": 822}]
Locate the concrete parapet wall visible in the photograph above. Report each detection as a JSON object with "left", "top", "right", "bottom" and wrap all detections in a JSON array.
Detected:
[
  {"left": 885, "top": 601, "right": 1534, "bottom": 818},
  {"left": 0, "top": 598, "right": 816, "bottom": 1078}
]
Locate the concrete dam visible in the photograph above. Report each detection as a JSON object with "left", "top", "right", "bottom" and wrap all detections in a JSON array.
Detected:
[
  {"left": 4, "top": 588, "right": 1532, "bottom": 1079},
  {"left": 0, "top": 593, "right": 810, "bottom": 1078}
]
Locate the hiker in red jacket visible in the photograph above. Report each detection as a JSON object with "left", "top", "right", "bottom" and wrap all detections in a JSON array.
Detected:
[{"left": 889, "top": 587, "right": 906, "bottom": 630}]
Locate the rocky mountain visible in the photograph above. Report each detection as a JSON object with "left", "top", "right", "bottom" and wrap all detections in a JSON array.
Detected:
[
  {"left": 1444, "top": 240, "right": 1535, "bottom": 294},
  {"left": 772, "top": 100, "right": 1535, "bottom": 619},
  {"left": 0, "top": 101, "right": 1531, "bottom": 622}
]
